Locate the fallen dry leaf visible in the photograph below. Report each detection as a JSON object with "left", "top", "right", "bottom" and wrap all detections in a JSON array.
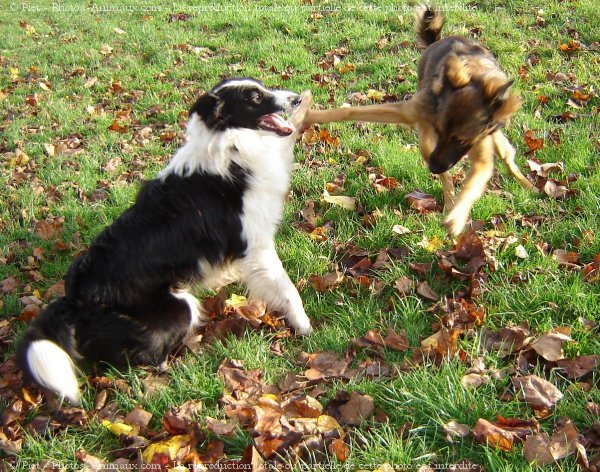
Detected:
[
  {"left": 530, "top": 332, "right": 571, "bottom": 362},
  {"left": 304, "top": 351, "right": 350, "bottom": 380},
  {"left": 523, "top": 420, "right": 581, "bottom": 466},
  {"left": 416, "top": 281, "right": 439, "bottom": 301},
  {"left": 512, "top": 375, "right": 563, "bottom": 410},
  {"left": 337, "top": 391, "right": 375, "bottom": 425},
  {"left": 309, "top": 271, "right": 344, "bottom": 293},
  {"left": 556, "top": 355, "right": 598, "bottom": 378},
  {"left": 443, "top": 420, "right": 470, "bottom": 442},
  {"left": 322, "top": 189, "right": 357, "bottom": 211},
  {"left": 406, "top": 190, "right": 440, "bottom": 213}
]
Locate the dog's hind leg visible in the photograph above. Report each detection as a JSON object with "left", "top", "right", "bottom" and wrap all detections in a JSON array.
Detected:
[
  {"left": 239, "top": 243, "right": 312, "bottom": 335},
  {"left": 493, "top": 131, "right": 536, "bottom": 191},
  {"left": 444, "top": 135, "right": 494, "bottom": 236}
]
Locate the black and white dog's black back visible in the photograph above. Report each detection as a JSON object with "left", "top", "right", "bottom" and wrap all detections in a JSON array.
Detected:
[{"left": 17, "top": 79, "right": 313, "bottom": 404}]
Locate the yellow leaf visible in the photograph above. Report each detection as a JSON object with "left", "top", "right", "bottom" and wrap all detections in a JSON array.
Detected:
[
  {"left": 338, "top": 63, "right": 356, "bottom": 74},
  {"left": 10, "top": 68, "right": 19, "bottom": 81},
  {"left": 44, "top": 143, "right": 55, "bottom": 157},
  {"left": 9, "top": 149, "right": 29, "bottom": 167},
  {"left": 225, "top": 293, "right": 247, "bottom": 308},
  {"left": 83, "top": 76, "right": 98, "bottom": 88},
  {"left": 102, "top": 419, "right": 135, "bottom": 436},
  {"left": 367, "top": 89, "right": 385, "bottom": 102},
  {"left": 322, "top": 189, "right": 357, "bottom": 211},
  {"left": 417, "top": 235, "right": 443, "bottom": 253},
  {"left": 141, "top": 434, "right": 192, "bottom": 463},
  {"left": 316, "top": 415, "right": 342, "bottom": 433}
]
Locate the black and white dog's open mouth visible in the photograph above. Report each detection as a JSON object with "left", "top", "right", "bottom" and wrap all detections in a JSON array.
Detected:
[{"left": 257, "top": 113, "right": 294, "bottom": 136}]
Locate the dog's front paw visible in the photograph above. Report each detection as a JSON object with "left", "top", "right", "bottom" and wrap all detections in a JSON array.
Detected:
[
  {"left": 290, "top": 90, "right": 313, "bottom": 128},
  {"left": 290, "top": 315, "right": 313, "bottom": 336},
  {"left": 444, "top": 207, "right": 469, "bottom": 237}
]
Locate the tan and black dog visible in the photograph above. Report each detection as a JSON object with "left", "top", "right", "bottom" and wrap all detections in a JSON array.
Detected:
[{"left": 307, "top": 6, "right": 534, "bottom": 236}]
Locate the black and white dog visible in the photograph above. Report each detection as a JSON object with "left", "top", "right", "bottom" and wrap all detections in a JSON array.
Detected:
[{"left": 17, "top": 79, "right": 313, "bottom": 404}]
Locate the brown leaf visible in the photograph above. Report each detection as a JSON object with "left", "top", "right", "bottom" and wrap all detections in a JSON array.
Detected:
[
  {"left": 512, "top": 375, "right": 563, "bottom": 410},
  {"left": 217, "top": 359, "right": 263, "bottom": 398},
  {"left": 382, "top": 325, "right": 410, "bottom": 351},
  {"left": 107, "top": 120, "right": 129, "bottom": 134},
  {"left": 393, "top": 276, "right": 413, "bottom": 296},
  {"left": 1, "top": 277, "right": 21, "bottom": 294},
  {"left": 308, "top": 271, "right": 343, "bottom": 293},
  {"left": 543, "top": 179, "right": 573, "bottom": 199},
  {"left": 338, "top": 391, "right": 375, "bottom": 425},
  {"left": 205, "top": 417, "right": 237, "bottom": 437},
  {"left": 443, "top": 420, "right": 470, "bottom": 441},
  {"left": 472, "top": 418, "right": 515, "bottom": 450},
  {"left": 416, "top": 281, "right": 439, "bottom": 301},
  {"left": 124, "top": 406, "right": 152, "bottom": 434},
  {"left": 304, "top": 351, "right": 349, "bottom": 380},
  {"left": 35, "top": 217, "right": 64, "bottom": 240},
  {"left": 524, "top": 130, "right": 544, "bottom": 154},
  {"left": 556, "top": 355, "right": 598, "bottom": 378},
  {"left": 420, "top": 328, "right": 458, "bottom": 359},
  {"left": 461, "top": 373, "right": 489, "bottom": 389},
  {"left": 455, "top": 231, "right": 485, "bottom": 261},
  {"left": 75, "top": 450, "right": 106, "bottom": 470},
  {"left": 552, "top": 249, "right": 580, "bottom": 269},
  {"left": 44, "top": 280, "right": 65, "bottom": 300},
  {"left": 582, "top": 253, "right": 600, "bottom": 282},
  {"left": 523, "top": 420, "right": 580, "bottom": 465},
  {"left": 530, "top": 332, "right": 571, "bottom": 361},
  {"left": 329, "top": 437, "right": 349, "bottom": 461},
  {"left": 406, "top": 190, "right": 440, "bottom": 213},
  {"left": 162, "top": 400, "right": 203, "bottom": 434},
  {"left": 392, "top": 224, "right": 412, "bottom": 235}
]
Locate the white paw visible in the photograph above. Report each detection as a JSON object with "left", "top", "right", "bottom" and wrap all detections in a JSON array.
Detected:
[
  {"left": 290, "top": 315, "right": 313, "bottom": 336},
  {"left": 444, "top": 207, "right": 469, "bottom": 237}
]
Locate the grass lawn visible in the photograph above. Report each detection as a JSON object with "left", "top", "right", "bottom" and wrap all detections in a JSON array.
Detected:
[{"left": 1, "top": 0, "right": 599, "bottom": 471}]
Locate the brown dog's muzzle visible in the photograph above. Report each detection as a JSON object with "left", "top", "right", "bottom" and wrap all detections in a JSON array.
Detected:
[{"left": 428, "top": 140, "right": 471, "bottom": 174}]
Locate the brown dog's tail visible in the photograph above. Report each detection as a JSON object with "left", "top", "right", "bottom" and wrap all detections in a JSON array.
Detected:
[{"left": 415, "top": 5, "right": 444, "bottom": 49}]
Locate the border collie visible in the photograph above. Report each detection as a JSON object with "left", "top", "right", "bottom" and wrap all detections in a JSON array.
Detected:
[{"left": 17, "top": 79, "right": 313, "bottom": 404}]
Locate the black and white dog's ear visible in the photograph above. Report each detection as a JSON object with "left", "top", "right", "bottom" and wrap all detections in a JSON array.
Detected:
[{"left": 189, "top": 92, "right": 222, "bottom": 127}]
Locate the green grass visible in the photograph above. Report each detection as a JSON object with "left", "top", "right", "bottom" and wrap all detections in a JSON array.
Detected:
[{"left": 1, "top": 0, "right": 599, "bottom": 470}]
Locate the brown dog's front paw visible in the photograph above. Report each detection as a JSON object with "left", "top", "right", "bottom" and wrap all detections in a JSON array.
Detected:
[
  {"left": 443, "top": 207, "right": 469, "bottom": 237},
  {"left": 290, "top": 90, "right": 312, "bottom": 129}
]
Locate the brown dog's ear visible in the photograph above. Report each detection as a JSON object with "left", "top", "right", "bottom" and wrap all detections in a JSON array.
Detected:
[
  {"left": 445, "top": 54, "right": 471, "bottom": 88},
  {"left": 492, "top": 92, "right": 522, "bottom": 122},
  {"left": 484, "top": 79, "right": 522, "bottom": 122}
]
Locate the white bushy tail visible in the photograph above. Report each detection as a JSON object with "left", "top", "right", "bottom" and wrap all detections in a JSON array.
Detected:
[{"left": 26, "top": 339, "right": 80, "bottom": 405}]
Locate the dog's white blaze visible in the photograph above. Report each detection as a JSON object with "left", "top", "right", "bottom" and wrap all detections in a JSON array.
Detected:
[
  {"left": 27, "top": 340, "right": 80, "bottom": 404},
  {"left": 212, "top": 78, "right": 267, "bottom": 93},
  {"left": 272, "top": 90, "right": 299, "bottom": 113}
]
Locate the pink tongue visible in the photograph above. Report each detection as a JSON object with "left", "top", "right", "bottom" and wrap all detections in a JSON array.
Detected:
[{"left": 259, "top": 114, "right": 293, "bottom": 135}]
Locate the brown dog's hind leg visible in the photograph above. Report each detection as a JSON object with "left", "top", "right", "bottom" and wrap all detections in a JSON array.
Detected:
[
  {"left": 493, "top": 131, "right": 536, "bottom": 191},
  {"left": 444, "top": 135, "right": 494, "bottom": 237}
]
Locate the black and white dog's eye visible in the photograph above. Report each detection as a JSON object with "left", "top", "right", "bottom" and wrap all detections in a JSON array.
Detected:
[{"left": 250, "top": 91, "right": 263, "bottom": 103}]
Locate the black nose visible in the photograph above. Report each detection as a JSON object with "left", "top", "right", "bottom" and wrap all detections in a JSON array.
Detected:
[{"left": 428, "top": 160, "right": 451, "bottom": 174}]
